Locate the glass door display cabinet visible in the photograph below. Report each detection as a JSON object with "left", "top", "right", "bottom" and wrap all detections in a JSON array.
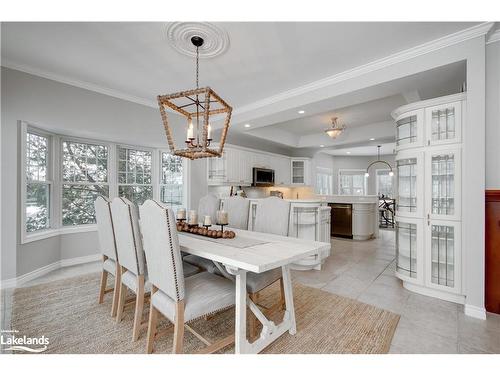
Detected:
[{"left": 392, "top": 93, "right": 465, "bottom": 304}]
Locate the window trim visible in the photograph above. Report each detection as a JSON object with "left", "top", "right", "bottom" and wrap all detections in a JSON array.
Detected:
[
  {"left": 20, "top": 122, "right": 189, "bottom": 244},
  {"left": 60, "top": 136, "right": 111, "bottom": 227},
  {"left": 338, "top": 168, "right": 368, "bottom": 196},
  {"left": 116, "top": 143, "right": 157, "bottom": 205},
  {"left": 21, "top": 122, "right": 55, "bottom": 243}
]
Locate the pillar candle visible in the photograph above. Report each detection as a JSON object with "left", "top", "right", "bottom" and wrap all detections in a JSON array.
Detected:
[
  {"left": 177, "top": 208, "right": 186, "bottom": 220},
  {"left": 203, "top": 215, "right": 212, "bottom": 226},
  {"left": 188, "top": 210, "right": 198, "bottom": 225},
  {"left": 217, "top": 210, "right": 228, "bottom": 225}
]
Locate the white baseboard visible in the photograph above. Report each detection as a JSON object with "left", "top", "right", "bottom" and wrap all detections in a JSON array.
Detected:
[
  {"left": 60, "top": 254, "right": 101, "bottom": 268},
  {"left": 0, "top": 253, "right": 100, "bottom": 290},
  {"left": 464, "top": 304, "right": 487, "bottom": 320}
]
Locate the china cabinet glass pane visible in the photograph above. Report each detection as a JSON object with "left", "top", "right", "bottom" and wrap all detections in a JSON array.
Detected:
[
  {"left": 396, "top": 115, "right": 417, "bottom": 146},
  {"left": 396, "top": 222, "right": 417, "bottom": 278},
  {"left": 431, "top": 225, "right": 455, "bottom": 287},
  {"left": 292, "top": 161, "right": 305, "bottom": 183},
  {"left": 431, "top": 107, "right": 455, "bottom": 141},
  {"left": 431, "top": 154, "right": 455, "bottom": 215},
  {"left": 397, "top": 158, "right": 417, "bottom": 212}
]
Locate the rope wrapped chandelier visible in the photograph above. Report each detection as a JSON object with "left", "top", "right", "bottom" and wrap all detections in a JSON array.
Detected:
[{"left": 157, "top": 36, "right": 232, "bottom": 160}]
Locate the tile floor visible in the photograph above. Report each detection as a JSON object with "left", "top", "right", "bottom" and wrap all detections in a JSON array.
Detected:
[{"left": 1, "top": 229, "right": 499, "bottom": 354}]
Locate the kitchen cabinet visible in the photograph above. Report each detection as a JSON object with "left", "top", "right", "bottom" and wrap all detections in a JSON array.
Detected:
[
  {"left": 291, "top": 158, "right": 310, "bottom": 185},
  {"left": 392, "top": 93, "right": 466, "bottom": 304},
  {"left": 207, "top": 145, "right": 297, "bottom": 187}
]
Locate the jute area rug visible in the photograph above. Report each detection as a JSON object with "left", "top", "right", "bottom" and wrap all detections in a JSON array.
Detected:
[{"left": 11, "top": 272, "right": 399, "bottom": 354}]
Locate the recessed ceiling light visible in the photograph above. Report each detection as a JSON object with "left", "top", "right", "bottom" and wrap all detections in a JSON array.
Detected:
[
  {"left": 244, "top": 124, "right": 251, "bottom": 128},
  {"left": 320, "top": 145, "right": 325, "bottom": 148},
  {"left": 346, "top": 151, "right": 351, "bottom": 154},
  {"left": 298, "top": 110, "right": 305, "bottom": 114},
  {"left": 369, "top": 138, "right": 375, "bottom": 141}
]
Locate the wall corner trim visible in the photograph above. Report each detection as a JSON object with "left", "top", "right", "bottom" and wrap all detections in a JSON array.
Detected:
[
  {"left": 0, "top": 253, "right": 101, "bottom": 290},
  {"left": 464, "top": 304, "right": 487, "bottom": 320}
]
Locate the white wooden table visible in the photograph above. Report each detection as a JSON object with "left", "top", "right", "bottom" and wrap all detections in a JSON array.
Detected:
[{"left": 178, "top": 228, "right": 331, "bottom": 354}]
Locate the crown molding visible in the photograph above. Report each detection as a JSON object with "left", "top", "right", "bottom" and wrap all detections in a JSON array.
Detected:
[
  {"left": 1, "top": 59, "right": 158, "bottom": 108},
  {"left": 1, "top": 22, "right": 493, "bottom": 118},
  {"left": 486, "top": 28, "right": 500, "bottom": 44},
  {"left": 233, "top": 22, "right": 493, "bottom": 117}
]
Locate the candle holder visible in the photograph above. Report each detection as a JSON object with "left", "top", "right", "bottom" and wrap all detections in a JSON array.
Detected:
[
  {"left": 216, "top": 223, "right": 228, "bottom": 232},
  {"left": 177, "top": 218, "right": 186, "bottom": 224},
  {"left": 187, "top": 223, "right": 199, "bottom": 228},
  {"left": 203, "top": 224, "right": 211, "bottom": 230}
]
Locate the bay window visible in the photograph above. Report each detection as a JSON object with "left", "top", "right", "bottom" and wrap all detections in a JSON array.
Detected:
[
  {"left": 62, "top": 140, "right": 109, "bottom": 226},
  {"left": 117, "top": 146, "right": 153, "bottom": 205}
]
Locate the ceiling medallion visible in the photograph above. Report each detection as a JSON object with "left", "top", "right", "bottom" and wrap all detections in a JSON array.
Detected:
[
  {"left": 365, "top": 145, "right": 394, "bottom": 177},
  {"left": 158, "top": 36, "right": 232, "bottom": 160},
  {"left": 166, "top": 22, "right": 230, "bottom": 58},
  {"left": 325, "top": 117, "right": 346, "bottom": 139}
]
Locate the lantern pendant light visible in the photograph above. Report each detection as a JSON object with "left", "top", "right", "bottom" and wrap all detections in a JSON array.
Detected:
[{"left": 157, "top": 36, "right": 232, "bottom": 160}]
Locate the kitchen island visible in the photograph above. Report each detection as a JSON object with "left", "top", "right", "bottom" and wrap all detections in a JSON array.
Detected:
[{"left": 319, "top": 195, "right": 379, "bottom": 240}]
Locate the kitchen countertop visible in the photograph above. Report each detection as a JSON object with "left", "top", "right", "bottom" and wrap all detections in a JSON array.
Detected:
[{"left": 318, "top": 195, "right": 379, "bottom": 204}]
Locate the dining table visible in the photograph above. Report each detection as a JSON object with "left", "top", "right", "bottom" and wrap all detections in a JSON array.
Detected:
[{"left": 178, "top": 227, "right": 331, "bottom": 354}]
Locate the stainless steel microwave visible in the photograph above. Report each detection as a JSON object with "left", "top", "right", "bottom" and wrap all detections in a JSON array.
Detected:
[{"left": 252, "top": 167, "right": 275, "bottom": 187}]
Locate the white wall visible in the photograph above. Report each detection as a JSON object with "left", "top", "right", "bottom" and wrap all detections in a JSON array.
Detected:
[{"left": 486, "top": 40, "right": 500, "bottom": 189}]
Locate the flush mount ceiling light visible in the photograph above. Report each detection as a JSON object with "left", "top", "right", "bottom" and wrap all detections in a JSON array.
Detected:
[
  {"left": 244, "top": 124, "right": 251, "bottom": 128},
  {"left": 325, "top": 117, "right": 346, "bottom": 139},
  {"left": 158, "top": 35, "right": 232, "bottom": 160},
  {"left": 298, "top": 110, "right": 305, "bottom": 114},
  {"left": 365, "top": 145, "right": 394, "bottom": 177}
]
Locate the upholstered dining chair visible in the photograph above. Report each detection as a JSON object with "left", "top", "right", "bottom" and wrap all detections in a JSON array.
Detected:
[
  {"left": 183, "top": 193, "right": 222, "bottom": 272},
  {"left": 94, "top": 196, "right": 121, "bottom": 317},
  {"left": 223, "top": 195, "right": 250, "bottom": 230},
  {"left": 139, "top": 200, "right": 235, "bottom": 354},
  {"left": 198, "top": 193, "right": 220, "bottom": 224},
  {"left": 247, "top": 197, "right": 290, "bottom": 338},
  {"left": 110, "top": 197, "right": 150, "bottom": 341}
]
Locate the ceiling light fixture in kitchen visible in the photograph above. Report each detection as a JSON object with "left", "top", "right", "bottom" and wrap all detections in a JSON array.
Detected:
[
  {"left": 325, "top": 117, "right": 346, "bottom": 139},
  {"left": 157, "top": 35, "right": 232, "bottom": 160},
  {"left": 365, "top": 145, "right": 394, "bottom": 177}
]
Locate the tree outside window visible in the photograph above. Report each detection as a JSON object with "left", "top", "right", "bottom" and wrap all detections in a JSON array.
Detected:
[
  {"left": 62, "top": 140, "right": 109, "bottom": 226},
  {"left": 117, "top": 147, "right": 153, "bottom": 206},
  {"left": 26, "top": 132, "right": 51, "bottom": 232}
]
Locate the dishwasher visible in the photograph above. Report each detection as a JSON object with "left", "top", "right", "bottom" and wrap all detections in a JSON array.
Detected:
[{"left": 329, "top": 203, "right": 353, "bottom": 239}]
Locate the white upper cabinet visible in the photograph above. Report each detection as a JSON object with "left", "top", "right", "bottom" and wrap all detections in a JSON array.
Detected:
[
  {"left": 394, "top": 109, "right": 425, "bottom": 151},
  {"left": 395, "top": 150, "right": 424, "bottom": 218},
  {"left": 291, "top": 158, "right": 310, "bottom": 185},
  {"left": 425, "top": 146, "right": 461, "bottom": 221},
  {"left": 207, "top": 146, "right": 294, "bottom": 186},
  {"left": 425, "top": 101, "right": 462, "bottom": 146}
]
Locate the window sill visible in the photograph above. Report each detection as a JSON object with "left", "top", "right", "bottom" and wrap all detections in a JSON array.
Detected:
[{"left": 21, "top": 225, "right": 97, "bottom": 244}]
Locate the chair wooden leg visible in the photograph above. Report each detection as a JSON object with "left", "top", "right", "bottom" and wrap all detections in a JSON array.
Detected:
[
  {"left": 249, "top": 292, "right": 258, "bottom": 340},
  {"left": 132, "top": 275, "right": 145, "bottom": 341},
  {"left": 110, "top": 263, "right": 121, "bottom": 317},
  {"left": 98, "top": 269, "right": 108, "bottom": 304},
  {"left": 116, "top": 276, "right": 127, "bottom": 323},
  {"left": 279, "top": 277, "right": 286, "bottom": 310},
  {"left": 173, "top": 300, "right": 185, "bottom": 354},
  {"left": 146, "top": 304, "right": 158, "bottom": 353}
]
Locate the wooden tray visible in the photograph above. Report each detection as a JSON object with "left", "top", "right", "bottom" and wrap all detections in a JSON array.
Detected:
[{"left": 176, "top": 222, "right": 236, "bottom": 239}]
